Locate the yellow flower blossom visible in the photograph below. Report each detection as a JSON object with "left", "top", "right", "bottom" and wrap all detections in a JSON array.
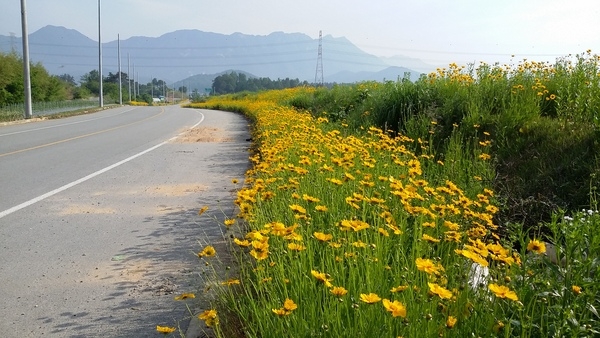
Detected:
[
  {"left": 360, "top": 293, "right": 382, "bottom": 304},
  {"left": 339, "top": 219, "right": 370, "bottom": 232},
  {"left": 198, "top": 206, "right": 209, "bottom": 215},
  {"left": 422, "top": 234, "right": 440, "bottom": 243},
  {"left": 488, "top": 283, "right": 518, "bottom": 301},
  {"left": 233, "top": 238, "right": 251, "bottom": 247},
  {"left": 288, "top": 243, "right": 306, "bottom": 251},
  {"left": 313, "top": 232, "right": 333, "bottom": 242},
  {"left": 284, "top": 298, "right": 298, "bottom": 311},
  {"left": 156, "top": 325, "right": 176, "bottom": 334},
  {"left": 382, "top": 299, "right": 407, "bottom": 317},
  {"left": 311, "top": 270, "right": 333, "bottom": 287},
  {"left": 428, "top": 283, "right": 453, "bottom": 299},
  {"left": 198, "top": 309, "right": 219, "bottom": 327},
  {"left": 315, "top": 205, "right": 328, "bottom": 212},
  {"left": 272, "top": 298, "right": 297, "bottom": 316},
  {"left": 174, "top": 293, "right": 195, "bottom": 300},
  {"left": 330, "top": 286, "right": 348, "bottom": 297},
  {"left": 527, "top": 239, "right": 546, "bottom": 254},
  {"left": 390, "top": 285, "right": 409, "bottom": 293},
  {"left": 198, "top": 245, "right": 216, "bottom": 258},
  {"left": 416, "top": 258, "right": 444, "bottom": 275},
  {"left": 446, "top": 316, "right": 457, "bottom": 328},
  {"left": 221, "top": 279, "right": 241, "bottom": 286},
  {"left": 302, "top": 194, "right": 320, "bottom": 203},
  {"left": 289, "top": 204, "right": 307, "bottom": 214}
]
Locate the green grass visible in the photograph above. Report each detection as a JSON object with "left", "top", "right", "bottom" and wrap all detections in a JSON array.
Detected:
[{"left": 179, "top": 52, "right": 600, "bottom": 337}]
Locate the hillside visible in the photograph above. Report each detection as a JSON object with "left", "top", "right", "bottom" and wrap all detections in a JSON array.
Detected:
[{"left": 1, "top": 26, "right": 428, "bottom": 84}]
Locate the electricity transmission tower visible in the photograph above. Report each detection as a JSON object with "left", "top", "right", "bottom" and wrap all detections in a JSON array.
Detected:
[
  {"left": 9, "top": 32, "right": 16, "bottom": 52},
  {"left": 314, "top": 30, "right": 324, "bottom": 86}
]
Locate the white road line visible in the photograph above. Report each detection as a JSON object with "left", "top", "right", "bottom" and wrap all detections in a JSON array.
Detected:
[
  {"left": 0, "top": 112, "right": 205, "bottom": 220},
  {"left": 0, "top": 107, "right": 137, "bottom": 137}
]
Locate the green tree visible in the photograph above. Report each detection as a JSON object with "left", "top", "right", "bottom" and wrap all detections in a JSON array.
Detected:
[
  {"left": 80, "top": 70, "right": 100, "bottom": 95},
  {"left": 0, "top": 51, "right": 68, "bottom": 106}
]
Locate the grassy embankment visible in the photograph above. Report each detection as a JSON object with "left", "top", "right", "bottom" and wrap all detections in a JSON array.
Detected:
[{"left": 177, "top": 52, "right": 599, "bottom": 337}]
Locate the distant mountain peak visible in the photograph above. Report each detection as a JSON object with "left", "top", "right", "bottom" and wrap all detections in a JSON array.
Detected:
[{"left": 0, "top": 26, "right": 429, "bottom": 84}]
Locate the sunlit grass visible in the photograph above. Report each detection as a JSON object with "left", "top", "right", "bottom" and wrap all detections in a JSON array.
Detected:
[{"left": 182, "top": 53, "right": 600, "bottom": 337}]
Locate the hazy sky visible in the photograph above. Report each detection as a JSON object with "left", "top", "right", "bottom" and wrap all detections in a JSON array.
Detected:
[{"left": 2, "top": 0, "right": 599, "bottom": 67}]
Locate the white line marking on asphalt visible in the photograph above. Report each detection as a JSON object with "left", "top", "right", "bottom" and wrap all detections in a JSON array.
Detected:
[
  {"left": 0, "top": 107, "right": 137, "bottom": 137},
  {"left": 0, "top": 112, "right": 205, "bottom": 220}
]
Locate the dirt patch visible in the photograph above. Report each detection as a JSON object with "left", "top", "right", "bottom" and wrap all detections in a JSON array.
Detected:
[
  {"left": 174, "top": 126, "right": 233, "bottom": 143},
  {"left": 90, "top": 184, "right": 207, "bottom": 198},
  {"left": 59, "top": 204, "right": 116, "bottom": 215},
  {"left": 148, "top": 184, "right": 207, "bottom": 196}
]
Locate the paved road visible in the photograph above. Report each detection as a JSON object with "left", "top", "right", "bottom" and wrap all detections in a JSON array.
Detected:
[{"left": 0, "top": 105, "right": 250, "bottom": 337}]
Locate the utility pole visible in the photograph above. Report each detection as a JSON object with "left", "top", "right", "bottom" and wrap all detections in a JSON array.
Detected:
[
  {"left": 98, "top": 0, "right": 103, "bottom": 107},
  {"left": 20, "top": 0, "right": 32, "bottom": 119},
  {"left": 132, "top": 63, "right": 135, "bottom": 101},
  {"left": 118, "top": 34, "right": 122, "bottom": 105},
  {"left": 314, "top": 30, "right": 324, "bottom": 86},
  {"left": 127, "top": 54, "right": 131, "bottom": 102},
  {"left": 117, "top": 34, "right": 123, "bottom": 104}
]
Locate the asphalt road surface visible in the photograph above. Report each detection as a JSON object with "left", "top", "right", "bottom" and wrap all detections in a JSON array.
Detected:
[{"left": 0, "top": 105, "right": 250, "bottom": 337}]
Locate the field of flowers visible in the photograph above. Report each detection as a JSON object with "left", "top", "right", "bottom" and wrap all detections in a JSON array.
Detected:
[{"left": 176, "top": 54, "right": 600, "bottom": 337}]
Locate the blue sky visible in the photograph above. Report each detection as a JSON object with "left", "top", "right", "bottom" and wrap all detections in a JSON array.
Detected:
[{"left": 2, "top": 0, "right": 599, "bottom": 67}]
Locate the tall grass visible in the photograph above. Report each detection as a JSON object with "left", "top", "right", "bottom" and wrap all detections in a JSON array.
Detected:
[{"left": 180, "top": 52, "right": 600, "bottom": 337}]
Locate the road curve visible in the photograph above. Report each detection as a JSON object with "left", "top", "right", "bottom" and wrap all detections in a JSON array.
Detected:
[{"left": 0, "top": 105, "right": 250, "bottom": 337}]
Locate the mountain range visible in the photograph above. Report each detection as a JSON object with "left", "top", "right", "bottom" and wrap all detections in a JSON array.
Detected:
[{"left": 0, "top": 25, "right": 433, "bottom": 88}]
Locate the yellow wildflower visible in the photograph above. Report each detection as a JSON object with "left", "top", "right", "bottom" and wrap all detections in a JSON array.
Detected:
[
  {"left": 526, "top": 239, "right": 546, "bottom": 254},
  {"left": 288, "top": 243, "right": 306, "bottom": 251},
  {"left": 272, "top": 298, "right": 297, "bottom": 316},
  {"left": 428, "top": 283, "right": 453, "bottom": 299},
  {"left": 488, "top": 283, "right": 518, "bottom": 301},
  {"left": 284, "top": 298, "right": 298, "bottom": 311},
  {"left": 156, "top": 325, "right": 176, "bottom": 334},
  {"left": 198, "top": 206, "right": 209, "bottom": 215},
  {"left": 311, "top": 270, "right": 333, "bottom": 287},
  {"left": 233, "top": 238, "right": 251, "bottom": 247},
  {"left": 390, "top": 285, "right": 409, "bottom": 293},
  {"left": 198, "top": 245, "right": 216, "bottom": 258},
  {"left": 250, "top": 249, "right": 269, "bottom": 260},
  {"left": 302, "top": 194, "right": 320, "bottom": 203},
  {"left": 330, "top": 286, "right": 348, "bottom": 297},
  {"left": 382, "top": 299, "right": 407, "bottom": 318},
  {"left": 221, "top": 279, "right": 241, "bottom": 286},
  {"left": 174, "top": 293, "right": 195, "bottom": 300},
  {"left": 360, "top": 293, "right": 382, "bottom": 304},
  {"left": 416, "top": 258, "right": 443, "bottom": 275},
  {"left": 315, "top": 205, "right": 328, "bottom": 212},
  {"left": 198, "top": 309, "right": 219, "bottom": 327},
  {"left": 422, "top": 234, "right": 440, "bottom": 243},
  {"left": 313, "top": 232, "right": 333, "bottom": 242},
  {"left": 446, "top": 316, "right": 457, "bottom": 328},
  {"left": 289, "top": 204, "right": 307, "bottom": 214}
]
